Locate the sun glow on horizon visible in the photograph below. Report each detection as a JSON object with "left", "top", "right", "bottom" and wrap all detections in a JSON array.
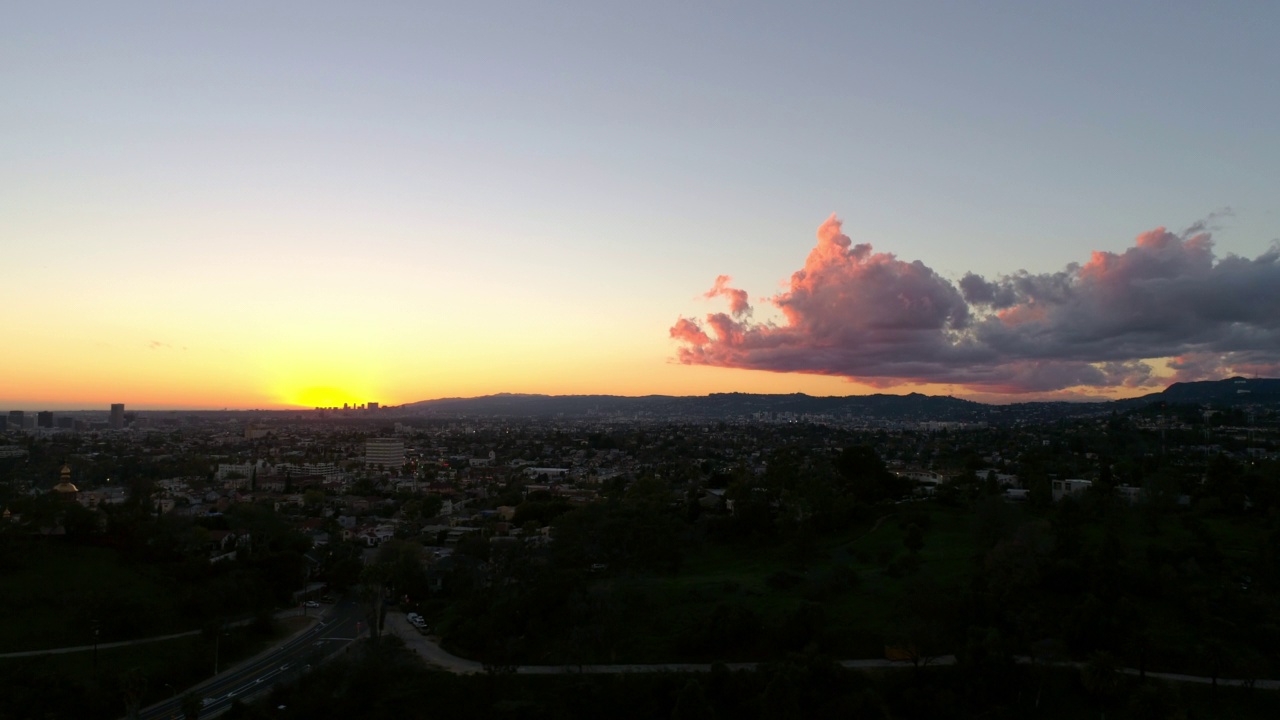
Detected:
[{"left": 280, "top": 386, "right": 373, "bottom": 409}]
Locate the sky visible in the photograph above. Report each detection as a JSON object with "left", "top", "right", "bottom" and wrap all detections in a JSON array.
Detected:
[{"left": 3, "top": 1, "right": 1279, "bottom": 410}]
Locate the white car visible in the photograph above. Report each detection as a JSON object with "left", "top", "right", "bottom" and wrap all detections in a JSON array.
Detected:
[{"left": 304, "top": 600, "right": 320, "bottom": 608}]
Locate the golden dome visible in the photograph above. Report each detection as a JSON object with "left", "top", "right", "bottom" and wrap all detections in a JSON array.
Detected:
[{"left": 54, "top": 464, "right": 77, "bottom": 494}]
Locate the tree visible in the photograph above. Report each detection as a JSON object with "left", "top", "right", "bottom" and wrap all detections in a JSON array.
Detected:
[
  {"left": 1080, "top": 651, "right": 1121, "bottom": 720},
  {"left": 360, "top": 562, "right": 393, "bottom": 640},
  {"left": 722, "top": 475, "right": 775, "bottom": 542},
  {"left": 1205, "top": 452, "right": 1243, "bottom": 509},
  {"left": 1125, "top": 683, "right": 1178, "bottom": 720},
  {"left": 1140, "top": 468, "right": 1182, "bottom": 533},
  {"left": 974, "top": 494, "right": 1017, "bottom": 549},
  {"left": 759, "top": 664, "right": 803, "bottom": 720},
  {"left": 671, "top": 679, "right": 715, "bottom": 720},
  {"left": 903, "top": 523, "right": 925, "bottom": 557},
  {"left": 324, "top": 541, "right": 365, "bottom": 592},
  {"left": 551, "top": 500, "right": 684, "bottom": 572},
  {"left": 1028, "top": 475, "right": 1053, "bottom": 510},
  {"left": 419, "top": 493, "right": 444, "bottom": 519},
  {"left": 119, "top": 666, "right": 147, "bottom": 720},
  {"left": 511, "top": 498, "right": 573, "bottom": 527},
  {"left": 834, "top": 446, "right": 906, "bottom": 503},
  {"left": 303, "top": 489, "right": 325, "bottom": 513},
  {"left": 959, "top": 626, "right": 1016, "bottom": 708},
  {"left": 888, "top": 578, "right": 956, "bottom": 674},
  {"left": 373, "top": 539, "right": 430, "bottom": 603}
]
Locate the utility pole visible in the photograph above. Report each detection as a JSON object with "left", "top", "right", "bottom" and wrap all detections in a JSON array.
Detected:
[
  {"left": 301, "top": 564, "right": 311, "bottom": 617},
  {"left": 214, "top": 627, "right": 228, "bottom": 675}
]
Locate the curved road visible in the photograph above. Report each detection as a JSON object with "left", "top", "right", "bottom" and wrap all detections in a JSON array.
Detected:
[{"left": 137, "top": 600, "right": 366, "bottom": 720}]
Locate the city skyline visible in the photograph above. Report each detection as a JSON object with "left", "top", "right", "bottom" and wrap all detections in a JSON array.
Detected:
[{"left": 5, "top": 3, "right": 1279, "bottom": 410}]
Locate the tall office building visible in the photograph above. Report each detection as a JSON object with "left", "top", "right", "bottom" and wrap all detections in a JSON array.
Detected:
[
  {"left": 109, "top": 404, "right": 125, "bottom": 429},
  {"left": 365, "top": 437, "right": 405, "bottom": 469},
  {"left": 8, "top": 411, "right": 24, "bottom": 429},
  {"left": 37, "top": 411, "right": 54, "bottom": 428}
]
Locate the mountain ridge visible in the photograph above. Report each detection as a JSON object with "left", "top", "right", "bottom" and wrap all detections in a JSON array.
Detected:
[{"left": 399, "top": 377, "right": 1280, "bottom": 422}]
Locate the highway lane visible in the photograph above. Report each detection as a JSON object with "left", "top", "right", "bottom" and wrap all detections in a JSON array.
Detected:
[{"left": 138, "top": 601, "right": 366, "bottom": 720}]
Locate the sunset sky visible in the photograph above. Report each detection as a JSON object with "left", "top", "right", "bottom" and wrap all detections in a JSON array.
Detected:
[{"left": 4, "top": 2, "right": 1279, "bottom": 410}]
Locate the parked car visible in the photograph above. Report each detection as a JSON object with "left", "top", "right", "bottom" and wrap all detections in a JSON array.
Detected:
[{"left": 304, "top": 600, "right": 320, "bottom": 608}]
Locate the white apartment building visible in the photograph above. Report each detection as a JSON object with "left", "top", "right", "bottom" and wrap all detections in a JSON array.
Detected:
[
  {"left": 365, "top": 437, "right": 405, "bottom": 469},
  {"left": 274, "top": 462, "right": 344, "bottom": 480},
  {"left": 1051, "top": 478, "right": 1092, "bottom": 502}
]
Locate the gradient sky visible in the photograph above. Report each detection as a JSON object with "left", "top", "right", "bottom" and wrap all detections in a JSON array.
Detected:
[{"left": 4, "top": 2, "right": 1279, "bottom": 410}]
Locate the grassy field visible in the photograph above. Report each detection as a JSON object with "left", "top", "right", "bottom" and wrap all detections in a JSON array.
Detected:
[
  {"left": 572, "top": 502, "right": 983, "bottom": 663},
  {"left": 0, "top": 616, "right": 309, "bottom": 719},
  {"left": 548, "top": 499, "right": 1274, "bottom": 670},
  {"left": 0, "top": 541, "right": 188, "bottom": 652}
]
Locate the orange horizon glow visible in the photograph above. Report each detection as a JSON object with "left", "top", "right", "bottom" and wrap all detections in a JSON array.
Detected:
[
  {"left": 4, "top": 356, "right": 1172, "bottom": 412},
  {"left": 0, "top": 286, "right": 1181, "bottom": 412}
]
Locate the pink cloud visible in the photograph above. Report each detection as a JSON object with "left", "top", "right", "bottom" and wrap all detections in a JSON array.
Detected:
[
  {"left": 669, "top": 317, "right": 710, "bottom": 346},
  {"left": 704, "top": 275, "right": 751, "bottom": 317},
  {"left": 670, "top": 214, "right": 1280, "bottom": 393}
]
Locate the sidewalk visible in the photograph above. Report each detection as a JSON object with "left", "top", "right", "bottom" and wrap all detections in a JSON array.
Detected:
[
  {"left": 0, "top": 629, "right": 203, "bottom": 659},
  {"left": 1, "top": 607, "right": 313, "bottom": 659},
  {"left": 385, "top": 611, "right": 1280, "bottom": 689}
]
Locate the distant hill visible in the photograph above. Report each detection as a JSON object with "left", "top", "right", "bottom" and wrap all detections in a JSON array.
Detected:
[
  {"left": 401, "top": 377, "right": 1280, "bottom": 423},
  {"left": 1142, "top": 377, "right": 1280, "bottom": 405},
  {"left": 402, "top": 391, "right": 986, "bottom": 421}
]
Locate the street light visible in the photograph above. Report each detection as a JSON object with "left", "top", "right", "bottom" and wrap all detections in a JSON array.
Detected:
[
  {"left": 301, "top": 565, "right": 312, "bottom": 616},
  {"left": 214, "top": 628, "right": 229, "bottom": 675},
  {"left": 91, "top": 620, "right": 100, "bottom": 672}
]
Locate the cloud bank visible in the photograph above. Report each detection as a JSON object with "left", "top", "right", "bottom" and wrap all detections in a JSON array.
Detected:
[{"left": 669, "top": 215, "right": 1280, "bottom": 394}]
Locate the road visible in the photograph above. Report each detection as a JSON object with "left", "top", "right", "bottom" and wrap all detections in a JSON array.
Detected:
[{"left": 137, "top": 600, "right": 366, "bottom": 720}]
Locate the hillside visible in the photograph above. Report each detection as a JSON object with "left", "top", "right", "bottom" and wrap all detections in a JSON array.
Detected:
[{"left": 400, "top": 377, "right": 1280, "bottom": 422}]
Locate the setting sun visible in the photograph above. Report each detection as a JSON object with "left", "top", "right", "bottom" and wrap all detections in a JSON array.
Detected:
[{"left": 285, "top": 386, "right": 372, "bottom": 409}]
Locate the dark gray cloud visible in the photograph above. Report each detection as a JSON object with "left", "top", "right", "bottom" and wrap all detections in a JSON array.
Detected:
[{"left": 670, "top": 215, "right": 1280, "bottom": 394}]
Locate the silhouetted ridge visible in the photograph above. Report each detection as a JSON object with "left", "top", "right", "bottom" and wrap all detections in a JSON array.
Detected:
[{"left": 400, "top": 377, "right": 1280, "bottom": 422}]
